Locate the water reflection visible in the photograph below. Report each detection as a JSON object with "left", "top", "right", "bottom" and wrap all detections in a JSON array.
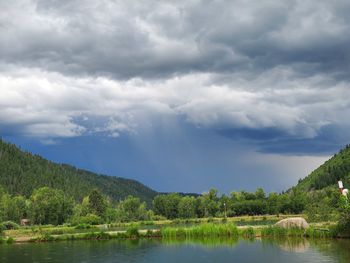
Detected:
[
  {"left": 262, "top": 238, "right": 311, "bottom": 253},
  {"left": 162, "top": 236, "right": 240, "bottom": 247},
  {"left": 0, "top": 238, "right": 349, "bottom": 263}
]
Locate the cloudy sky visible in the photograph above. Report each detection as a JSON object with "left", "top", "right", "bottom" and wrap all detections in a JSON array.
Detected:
[{"left": 1, "top": 0, "right": 350, "bottom": 194}]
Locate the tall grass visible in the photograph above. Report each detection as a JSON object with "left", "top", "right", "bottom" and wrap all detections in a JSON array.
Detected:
[
  {"left": 240, "top": 227, "right": 255, "bottom": 238},
  {"left": 260, "top": 226, "right": 331, "bottom": 238},
  {"left": 261, "top": 226, "right": 304, "bottom": 237},
  {"left": 161, "top": 223, "right": 239, "bottom": 238},
  {"left": 305, "top": 227, "right": 332, "bottom": 238}
]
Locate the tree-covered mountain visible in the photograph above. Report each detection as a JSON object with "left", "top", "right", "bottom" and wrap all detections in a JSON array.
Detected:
[
  {"left": 0, "top": 139, "right": 157, "bottom": 205},
  {"left": 295, "top": 144, "right": 350, "bottom": 192}
]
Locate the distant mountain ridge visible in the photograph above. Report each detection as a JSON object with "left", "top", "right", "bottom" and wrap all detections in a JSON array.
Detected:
[
  {"left": 0, "top": 139, "right": 157, "bottom": 205},
  {"left": 295, "top": 144, "right": 350, "bottom": 191}
]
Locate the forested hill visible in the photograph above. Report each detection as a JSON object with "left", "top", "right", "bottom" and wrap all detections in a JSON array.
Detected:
[
  {"left": 0, "top": 139, "right": 157, "bottom": 205},
  {"left": 295, "top": 144, "right": 350, "bottom": 191}
]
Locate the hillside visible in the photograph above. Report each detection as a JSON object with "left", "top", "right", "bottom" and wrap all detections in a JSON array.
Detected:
[
  {"left": 295, "top": 144, "right": 350, "bottom": 191},
  {"left": 0, "top": 139, "right": 157, "bottom": 205}
]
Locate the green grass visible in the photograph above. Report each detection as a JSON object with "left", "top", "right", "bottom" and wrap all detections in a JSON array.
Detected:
[
  {"left": 126, "top": 226, "right": 140, "bottom": 238},
  {"left": 260, "top": 226, "right": 332, "bottom": 238},
  {"left": 240, "top": 227, "right": 255, "bottom": 238},
  {"left": 305, "top": 227, "right": 332, "bottom": 238},
  {"left": 2, "top": 214, "right": 339, "bottom": 244},
  {"left": 161, "top": 223, "right": 239, "bottom": 239},
  {"left": 261, "top": 226, "right": 304, "bottom": 237}
]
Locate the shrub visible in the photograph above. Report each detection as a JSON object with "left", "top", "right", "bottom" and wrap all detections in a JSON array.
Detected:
[
  {"left": 1, "top": 221, "right": 20, "bottom": 230},
  {"left": 75, "top": 223, "right": 92, "bottom": 229},
  {"left": 152, "top": 215, "right": 167, "bottom": 221},
  {"left": 126, "top": 226, "right": 140, "bottom": 238},
  {"left": 70, "top": 214, "right": 102, "bottom": 226},
  {"left": 305, "top": 227, "right": 331, "bottom": 238},
  {"left": 6, "top": 237, "right": 14, "bottom": 244},
  {"left": 206, "top": 217, "right": 214, "bottom": 223},
  {"left": 261, "top": 226, "right": 305, "bottom": 238},
  {"left": 241, "top": 227, "right": 255, "bottom": 238}
]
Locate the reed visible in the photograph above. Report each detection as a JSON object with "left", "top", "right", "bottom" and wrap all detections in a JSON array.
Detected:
[
  {"left": 261, "top": 226, "right": 305, "bottom": 237},
  {"left": 240, "top": 227, "right": 255, "bottom": 238},
  {"left": 305, "top": 227, "right": 331, "bottom": 238},
  {"left": 161, "top": 223, "right": 239, "bottom": 238}
]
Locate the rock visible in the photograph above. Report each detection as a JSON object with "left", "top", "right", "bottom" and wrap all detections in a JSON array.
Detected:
[{"left": 275, "top": 217, "right": 309, "bottom": 229}]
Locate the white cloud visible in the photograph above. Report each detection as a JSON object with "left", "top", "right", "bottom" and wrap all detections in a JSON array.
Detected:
[{"left": 0, "top": 65, "right": 349, "bottom": 140}]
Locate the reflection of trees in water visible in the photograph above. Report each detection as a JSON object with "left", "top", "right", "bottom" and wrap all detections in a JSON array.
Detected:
[
  {"left": 310, "top": 239, "right": 350, "bottom": 263},
  {"left": 162, "top": 237, "right": 240, "bottom": 248},
  {"left": 261, "top": 237, "right": 350, "bottom": 262},
  {"left": 134, "top": 236, "right": 350, "bottom": 262}
]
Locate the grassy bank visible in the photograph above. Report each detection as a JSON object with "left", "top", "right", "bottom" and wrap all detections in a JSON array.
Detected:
[
  {"left": 160, "top": 224, "right": 333, "bottom": 239},
  {"left": 15, "top": 224, "right": 334, "bottom": 243},
  {"left": 0, "top": 215, "right": 340, "bottom": 244}
]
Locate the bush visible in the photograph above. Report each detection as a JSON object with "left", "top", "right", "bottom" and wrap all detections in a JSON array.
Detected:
[
  {"left": 75, "top": 223, "right": 92, "bottom": 229},
  {"left": 70, "top": 214, "right": 102, "bottom": 226},
  {"left": 152, "top": 215, "right": 167, "bottom": 221},
  {"left": 1, "top": 221, "right": 20, "bottom": 230},
  {"left": 206, "top": 217, "right": 214, "bottom": 223},
  {"left": 126, "top": 226, "right": 140, "bottom": 238},
  {"left": 241, "top": 227, "right": 255, "bottom": 238},
  {"left": 6, "top": 237, "right": 14, "bottom": 244},
  {"left": 305, "top": 227, "right": 331, "bottom": 238}
]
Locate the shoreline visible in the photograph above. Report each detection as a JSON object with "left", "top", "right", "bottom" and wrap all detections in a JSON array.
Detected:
[{"left": 2, "top": 223, "right": 343, "bottom": 244}]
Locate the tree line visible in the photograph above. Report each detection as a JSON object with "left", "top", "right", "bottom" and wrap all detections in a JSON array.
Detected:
[
  {"left": 1, "top": 185, "right": 337, "bottom": 227},
  {"left": 0, "top": 186, "right": 151, "bottom": 226},
  {"left": 153, "top": 188, "right": 309, "bottom": 219}
]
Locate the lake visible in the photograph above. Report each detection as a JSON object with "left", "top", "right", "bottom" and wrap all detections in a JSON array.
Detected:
[{"left": 1, "top": 238, "right": 350, "bottom": 263}]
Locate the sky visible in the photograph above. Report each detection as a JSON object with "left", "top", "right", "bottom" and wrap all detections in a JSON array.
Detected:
[{"left": 1, "top": 0, "right": 350, "bottom": 194}]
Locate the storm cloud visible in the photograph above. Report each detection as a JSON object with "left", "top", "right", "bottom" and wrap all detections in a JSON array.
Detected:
[{"left": 1, "top": 0, "right": 350, "bottom": 155}]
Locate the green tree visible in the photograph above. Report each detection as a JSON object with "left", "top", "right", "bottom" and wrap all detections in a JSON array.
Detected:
[
  {"left": 178, "top": 196, "right": 196, "bottom": 218},
  {"left": 10, "top": 196, "right": 28, "bottom": 223},
  {"left": 30, "top": 187, "right": 74, "bottom": 225},
  {"left": 289, "top": 189, "right": 307, "bottom": 214},
  {"left": 116, "top": 195, "right": 148, "bottom": 222},
  {"left": 266, "top": 192, "right": 279, "bottom": 214},
  {"left": 337, "top": 192, "right": 350, "bottom": 235},
  {"left": 88, "top": 189, "right": 107, "bottom": 218},
  {"left": 153, "top": 193, "right": 181, "bottom": 219},
  {"left": 255, "top": 188, "right": 266, "bottom": 199},
  {"left": 202, "top": 188, "right": 219, "bottom": 217}
]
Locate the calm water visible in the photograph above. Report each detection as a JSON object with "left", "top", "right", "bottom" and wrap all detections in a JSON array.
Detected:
[{"left": 1, "top": 238, "right": 350, "bottom": 263}]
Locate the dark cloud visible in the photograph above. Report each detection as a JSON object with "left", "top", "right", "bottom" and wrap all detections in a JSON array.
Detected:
[
  {"left": 217, "top": 124, "right": 350, "bottom": 155},
  {"left": 0, "top": 0, "right": 349, "bottom": 80},
  {"left": 0, "top": 0, "right": 350, "bottom": 158}
]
